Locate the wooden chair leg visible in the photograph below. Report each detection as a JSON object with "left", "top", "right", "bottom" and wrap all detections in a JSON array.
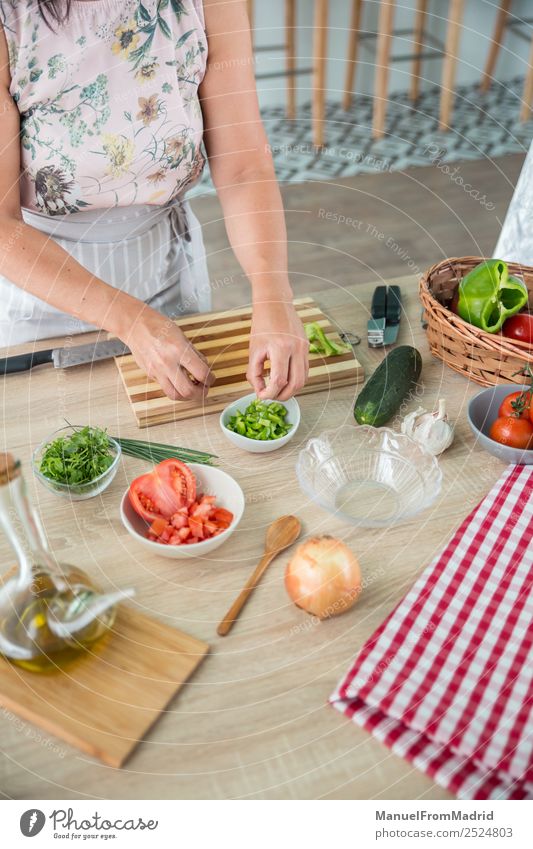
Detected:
[
  {"left": 313, "top": 0, "right": 329, "bottom": 147},
  {"left": 520, "top": 32, "right": 533, "bottom": 121},
  {"left": 372, "top": 0, "right": 395, "bottom": 140},
  {"left": 410, "top": 0, "right": 428, "bottom": 101},
  {"left": 481, "top": 0, "right": 511, "bottom": 93},
  {"left": 439, "top": 0, "right": 465, "bottom": 132},
  {"left": 286, "top": 0, "right": 297, "bottom": 119},
  {"left": 343, "top": 0, "right": 363, "bottom": 111}
]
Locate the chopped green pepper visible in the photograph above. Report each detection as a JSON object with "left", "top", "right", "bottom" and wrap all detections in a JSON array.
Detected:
[
  {"left": 226, "top": 399, "right": 292, "bottom": 441},
  {"left": 457, "top": 259, "right": 528, "bottom": 334},
  {"left": 304, "top": 322, "right": 351, "bottom": 356}
]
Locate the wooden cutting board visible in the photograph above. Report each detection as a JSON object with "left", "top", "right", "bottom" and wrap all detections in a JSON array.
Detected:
[
  {"left": 115, "top": 297, "right": 364, "bottom": 428},
  {"left": 0, "top": 605, "right": 208, "bottom": 767}
]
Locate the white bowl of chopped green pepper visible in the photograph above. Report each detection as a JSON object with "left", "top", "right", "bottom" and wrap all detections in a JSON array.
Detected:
[
  {"left": 220, "top": 394, "right": 300, "bottom": 454},
  {"left": 33, "top": 425, "right": 121, "bottom": 500}
]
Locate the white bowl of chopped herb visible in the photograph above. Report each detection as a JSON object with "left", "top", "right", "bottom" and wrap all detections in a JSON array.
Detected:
[
  {"left": 33, "top": 425, "right": 121, "bottom": 500},
  {"left": 220, "top": 394, "right": 300, "bottom": 454}
]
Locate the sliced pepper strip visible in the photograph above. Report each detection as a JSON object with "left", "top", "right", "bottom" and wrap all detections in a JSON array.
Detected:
[
  {"left": 457, "top": 259, "right": 528, "bottom": 334},
  {"left": 304, "top": 322, "right": 351, "bottom": 356}
]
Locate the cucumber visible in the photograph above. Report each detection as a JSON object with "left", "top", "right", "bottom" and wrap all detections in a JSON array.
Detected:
[{"left": 354, "top": 346, "right": 422, "bottom": 427}]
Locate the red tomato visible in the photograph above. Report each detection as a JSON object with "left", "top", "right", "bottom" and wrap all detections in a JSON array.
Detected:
[
  {"left": 149, "top": 517, "right": 169, "bottom": 537},
  {"left": 489, "top": 416, "right": 533, "bottom": 450},
  {"left": 156, "top": 459, "right": 196, "bottom": 508},
  {"left": 129, "top": 459, "right": 196, "bottom": 522},
  {"left": 498, "top": 390, "right": 532, "bottom": 420},
  {"left": 502, "top": 313, "right": 533, "bottom": 345},
  {"left": 188, "top": 516, "right": 205, "bottom": 539},
  {"left": 190, "top": 495, "right": 217, "bottom": 520},
  {"left": 212, "top": 507, "right": 234, "bottom": 524}
]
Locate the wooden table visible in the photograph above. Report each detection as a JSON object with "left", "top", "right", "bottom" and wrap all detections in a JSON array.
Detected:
[{"left": 0, "top": 275, "right": 506, "bottom": 800}]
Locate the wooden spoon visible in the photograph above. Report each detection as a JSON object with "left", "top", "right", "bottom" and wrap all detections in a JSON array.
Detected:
[{"left": 217, "top": 515, "right": 301, "bottom": 636}]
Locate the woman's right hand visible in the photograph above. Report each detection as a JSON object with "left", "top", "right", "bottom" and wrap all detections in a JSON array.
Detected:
[{"left": 123, "top": 309, "right": 214, "bottom": 401}]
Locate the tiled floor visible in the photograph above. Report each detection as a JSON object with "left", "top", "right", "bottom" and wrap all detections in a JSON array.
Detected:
[{"left": 193, "top": 77, "right": 533, "bottom": 193}]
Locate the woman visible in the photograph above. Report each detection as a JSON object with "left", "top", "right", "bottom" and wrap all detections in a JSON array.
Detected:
[{"left": 0, "top": 0, "right": 308, "bottom": 402}]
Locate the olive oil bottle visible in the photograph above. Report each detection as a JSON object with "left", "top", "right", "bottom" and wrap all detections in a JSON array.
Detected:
[{"left": 0, "top": 453, "right": 133, "bottom": 673}]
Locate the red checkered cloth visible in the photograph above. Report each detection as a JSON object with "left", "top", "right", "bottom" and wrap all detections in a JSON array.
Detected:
[{"left": 330, "top": 464, "right": 533, "bottom": 800}]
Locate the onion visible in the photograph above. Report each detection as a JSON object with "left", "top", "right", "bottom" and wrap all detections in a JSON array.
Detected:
[{"left": 285, "top": 536, "right": 362, "bottom": 620}]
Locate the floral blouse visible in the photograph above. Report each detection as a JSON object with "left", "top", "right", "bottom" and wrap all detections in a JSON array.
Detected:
[{"left": 0, "top": 0, "right": 207, "bottom": 215}]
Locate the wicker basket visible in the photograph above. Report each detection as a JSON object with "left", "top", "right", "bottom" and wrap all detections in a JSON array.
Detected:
[{"left": 419, "top": 256, "right": 533, "bottom": 387}]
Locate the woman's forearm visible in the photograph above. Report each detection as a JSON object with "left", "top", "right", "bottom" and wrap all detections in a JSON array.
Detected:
[
  {"left": 0, "top": 215, "right": 147, "bottom": 340},
  {"left": 211, "top": 162, "right": 294, "bottom": 305}
]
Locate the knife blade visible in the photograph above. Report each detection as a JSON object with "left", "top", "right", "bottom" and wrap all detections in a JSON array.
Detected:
[{"left": 0, "top": 337, "right": 130, "bottom": 375}]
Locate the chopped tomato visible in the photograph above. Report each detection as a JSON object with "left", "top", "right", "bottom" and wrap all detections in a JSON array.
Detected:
[
  {"left": 190, "top": 495, "right": 217, "bottom": 520},
  {"left": 212, "top": 507, "right": 234, "bottom": 524},
  {"left": 168, "top": 532, "right": 182, "bottom": 545},
  {"left": 188, "top": 516, "right": 205, "bottom": 539},
  {"left": 149, "top": 517, "right": 169, "bottom": 537},
  {"left": 171, "top": 512, "right": 189, "bottom": 529}
]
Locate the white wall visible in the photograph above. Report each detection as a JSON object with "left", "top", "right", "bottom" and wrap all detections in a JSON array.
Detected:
[{"left": 252, "top": 0, "right": 533, "bottom": 109}]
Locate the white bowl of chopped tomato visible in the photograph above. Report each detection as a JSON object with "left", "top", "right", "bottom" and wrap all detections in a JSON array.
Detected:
[{"left": 120, "top": 459, "right": 245, "bottom": 558}]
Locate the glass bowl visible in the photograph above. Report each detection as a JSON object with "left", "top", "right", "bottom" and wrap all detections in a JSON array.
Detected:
[
  {"left": 33, "top": 426, "right": 121, "bottom": 501},
  {"left": 296, "top": 425, "right": 442, "bottom": 527}
]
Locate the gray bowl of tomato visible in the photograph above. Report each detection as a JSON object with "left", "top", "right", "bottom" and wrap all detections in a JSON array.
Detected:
[{"left": 467, "top": 383, "right": 533, "bottom": 465}]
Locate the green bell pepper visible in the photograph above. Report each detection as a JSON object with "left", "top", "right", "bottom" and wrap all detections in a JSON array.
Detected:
[
  {"left": 457, "top": 259, "right": 528, "bottom": 333},
  {"left": 305, "top": 322, "right": 351, "bottom": 355}
]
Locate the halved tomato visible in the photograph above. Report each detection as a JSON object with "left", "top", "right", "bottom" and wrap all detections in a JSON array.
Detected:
[
  {"left": 156, "top": 459, "right": 196, "bottom": 509},
  {"left": 129, "top": 459, "right": 196, "bottom": 522}
]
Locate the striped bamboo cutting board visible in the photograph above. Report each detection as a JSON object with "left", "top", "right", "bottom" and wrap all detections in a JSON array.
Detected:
[{"left": 115, "top": 297, "right": 364, "bottom": 428}]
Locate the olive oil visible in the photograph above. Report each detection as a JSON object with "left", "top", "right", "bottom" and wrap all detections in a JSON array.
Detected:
[
  {"left": 0, "top": 453, "right": 125, "bottom": 674},
  {"left": 0, "top": 570, "right": 115, "bottom": 673}
]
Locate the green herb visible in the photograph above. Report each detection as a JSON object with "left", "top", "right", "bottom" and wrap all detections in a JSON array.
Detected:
[
  {"left": 304, "top": 322, "right": 351, "bottom": 356},
  {"left": 39, "top": 426, "right": 114, "bottom": 485},
  {"left": 112, "top": 437, "right": 217, "bottom": 466},
  {"left": 226, "top": 399, "right": 292, "bottom": 441}
]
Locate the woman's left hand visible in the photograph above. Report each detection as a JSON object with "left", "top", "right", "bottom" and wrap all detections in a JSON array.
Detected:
[{"left": 248, "top": 301, "right": 309, "bottom": 401}]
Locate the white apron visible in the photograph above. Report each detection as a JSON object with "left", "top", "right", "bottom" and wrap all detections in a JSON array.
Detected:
[
  {"left": 494, "top": 142, "right": 533, "bottom": 265},
  {"left": 0, "top": 201, "right": 211, "bottom": 348}
]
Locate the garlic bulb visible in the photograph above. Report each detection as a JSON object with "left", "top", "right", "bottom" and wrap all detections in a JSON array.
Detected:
[{"left": 401, "top": 399, "right": 454, "bottom": 455}]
